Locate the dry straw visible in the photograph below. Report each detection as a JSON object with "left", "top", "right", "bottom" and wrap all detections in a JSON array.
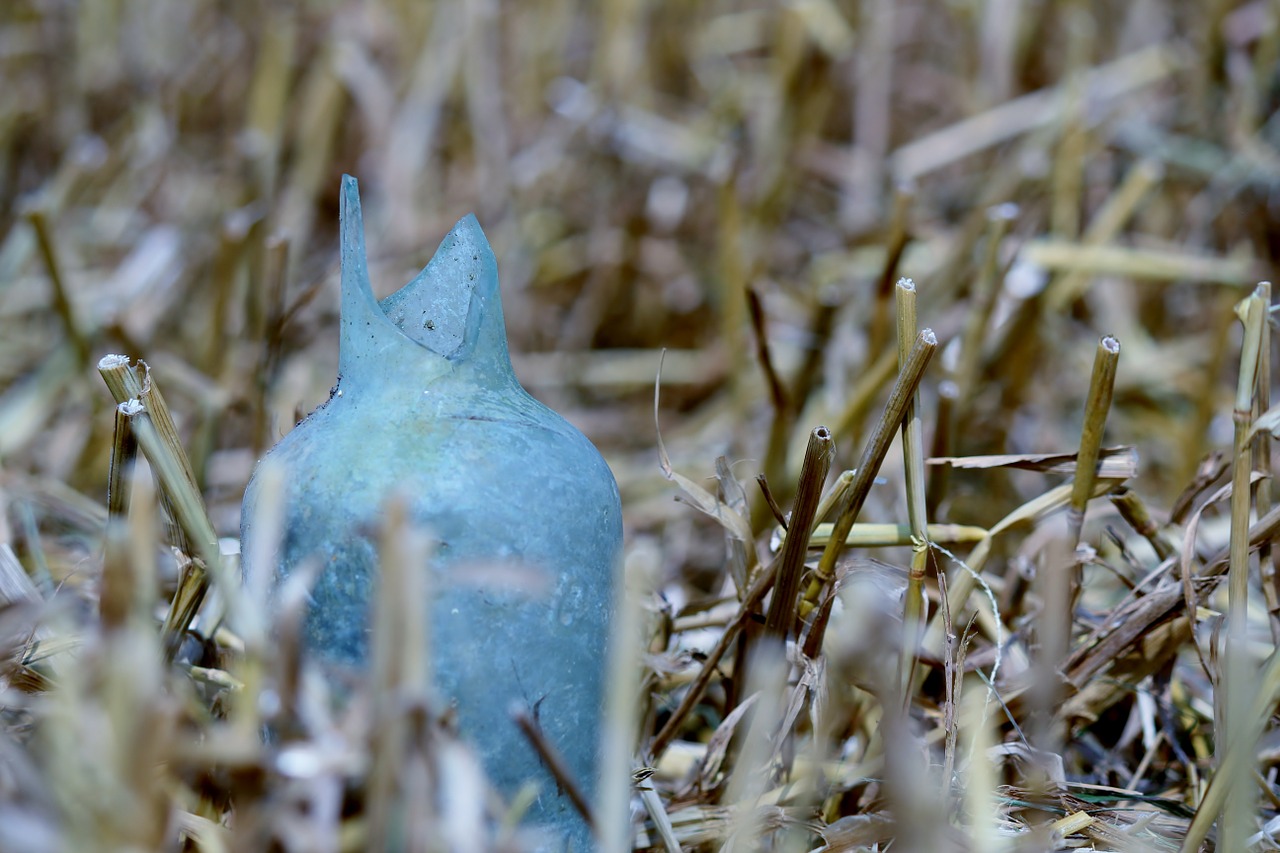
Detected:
[{"left": 5, "top": 2, "right": 1280, "bottom": 850}]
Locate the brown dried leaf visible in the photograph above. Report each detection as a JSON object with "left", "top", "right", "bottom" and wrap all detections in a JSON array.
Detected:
[{"left": 927, "top": 446, "right": 1137, "bottom": 477}]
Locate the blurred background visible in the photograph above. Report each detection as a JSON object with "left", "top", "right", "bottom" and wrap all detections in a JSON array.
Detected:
[{"left": 0, "top": 0, "right": 1277, "bottom": 588}]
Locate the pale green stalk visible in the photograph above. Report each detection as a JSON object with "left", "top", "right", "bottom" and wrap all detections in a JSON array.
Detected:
[
  {"left": 1220, "top": 285, "right": 1266, "bottom": 850},
  {"left": 896, "top": 279, "right": 930, "bottom": 706},
  {"left": 812, "top": 470, "right": 854, "bottom": 526},
  {"left": 600, "top": 542, "right": 660, "bottom": 853},
  {"left": 803, "top": 522, "right": 987, "bottom": 549},
  {"left": 1181, "top": 639, "right": 1280, "bottom": 852},
  {"left": 1254, "top": 282, "right": 1277, "bottom": 639},
  {"left": 367, "top": 495, "right": 433, "bottom": 851}
]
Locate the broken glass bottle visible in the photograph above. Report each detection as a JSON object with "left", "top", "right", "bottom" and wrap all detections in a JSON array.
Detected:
[{"left": 241, "top": 175, "right": 622, "bottom": 850}]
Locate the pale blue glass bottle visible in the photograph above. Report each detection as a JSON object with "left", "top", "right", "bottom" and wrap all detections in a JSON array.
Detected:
[{"left": 242, "top": 176, "right": 622, "bottom": 850}]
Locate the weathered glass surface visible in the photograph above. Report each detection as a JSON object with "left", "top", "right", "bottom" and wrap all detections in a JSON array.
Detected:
[{"left": 241, "top": 175, "right": 622, "bottom": 850}]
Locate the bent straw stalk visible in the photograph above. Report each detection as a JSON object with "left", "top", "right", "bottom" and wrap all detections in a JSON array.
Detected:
[
  {"left": 115, "top": 398, "right": 228, "bottom": 660},
  {"left": 804, "top": 328, "right": 937, "bottom": 611},
  {"left": 800, "top": 329, "right": 937, "bottom": 662}
]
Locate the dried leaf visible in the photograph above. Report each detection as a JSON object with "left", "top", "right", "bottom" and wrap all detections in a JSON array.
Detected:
[{"left": 927, "top": 446, "right": 1137, "bottom": 477}]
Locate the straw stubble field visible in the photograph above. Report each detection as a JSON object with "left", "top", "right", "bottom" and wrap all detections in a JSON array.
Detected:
[{"left": 2, "top": 0, "right": 1280, "bottom": 850}]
